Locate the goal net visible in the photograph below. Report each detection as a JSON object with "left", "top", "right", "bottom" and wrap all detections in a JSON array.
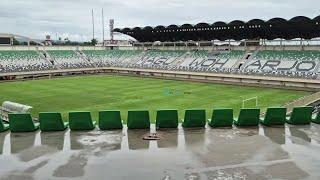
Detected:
[{"left": 242, "top": 97, "right": 258, "bottom": 108}]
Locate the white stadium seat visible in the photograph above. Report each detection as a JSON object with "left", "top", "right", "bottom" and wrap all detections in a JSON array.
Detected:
[{"left": 0, "top": 50, "right": 319, "bottom": 80}]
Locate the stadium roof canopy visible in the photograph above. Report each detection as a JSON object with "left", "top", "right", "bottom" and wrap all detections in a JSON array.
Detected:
[
  {"left": 0, "top": 33, "right": 44, "bottom": 46},
  {"left": 114, "top": 15, "right": 320, "bottom": 42}
]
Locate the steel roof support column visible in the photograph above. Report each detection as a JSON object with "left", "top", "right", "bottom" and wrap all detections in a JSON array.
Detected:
[{"left": 244, "top": 40, "right": 247, "bottom": 51}]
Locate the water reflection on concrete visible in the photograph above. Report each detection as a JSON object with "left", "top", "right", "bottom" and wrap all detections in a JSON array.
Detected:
[
  {"left": 288, "top": 125, "right": 312, "bottom": 144},
  {"left": 157, "top": 129, "right": 178, "bottom": 148},
  {"left": 0, "top": 132, "right": 8, "bottom": 155},
  {"left": 10, "top": 132, "right": 36, "bottom": 154},
  {"left": 40, "top": 132, "right": 65, "bottom": 150},
  {"left": 262, "top": 126, "right": 286, "bottom": 145},
  {"left": 0, "top": 124, "right": 319, "bottom": 179},
  {"left": 127, "top": 130, "right": 150, "bottom": 150}
]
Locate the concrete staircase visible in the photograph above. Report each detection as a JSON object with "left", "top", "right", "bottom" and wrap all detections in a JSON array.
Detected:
[
  {"left": 232, "top": 52, "right": 250, "bottom": 69},
  {"left": 36, "top": 49, "right": 60, "bottom": 69},
  {"left": 283, "top": 91, "right": 320, "bottom": 114},
  {"left": 75, "top": 50, "right": 97, "bottom": 68},
  {"left": 170, "top": 51, "right": 192, "bottom": 67},
  {"left": 233, "top": 47, "right": 263, "bottom": 70}
]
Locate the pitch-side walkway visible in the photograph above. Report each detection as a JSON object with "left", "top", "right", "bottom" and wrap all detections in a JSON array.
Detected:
[{"left": 0, "top": 124, "right": 319, "bottom": 179}]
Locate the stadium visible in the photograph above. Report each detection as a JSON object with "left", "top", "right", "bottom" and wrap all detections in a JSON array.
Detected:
[{"left": 1, "top": 4, "right": 320, "bottom": 179}]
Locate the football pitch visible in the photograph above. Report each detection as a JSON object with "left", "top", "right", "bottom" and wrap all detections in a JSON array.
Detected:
[{"left": 0, "top": 75, "right": 310, "bottom": 122}]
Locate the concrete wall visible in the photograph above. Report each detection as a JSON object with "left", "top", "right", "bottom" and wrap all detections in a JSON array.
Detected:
[
  {"left": 0, "top": 46, "right": 107, "bottom": 51},
  {"left": 1, "top": 44, "right": 320, "bottom": 51},
  {"left": 2, "top": 67, "right": 318, "bottom": 91},
  {"left": 104, "top": 45, "right": 320, "bottom": 51}
]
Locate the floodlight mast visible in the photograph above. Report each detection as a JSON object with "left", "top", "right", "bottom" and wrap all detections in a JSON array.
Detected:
[
  {"left": 102, "top": 8, "right": 105, "bottom": 46},
  {"left": 92, "top": 9, "right": 95, "bottom": 41},
  {"left": 110, "top": 19, "right": 114, "bottom": 42}
]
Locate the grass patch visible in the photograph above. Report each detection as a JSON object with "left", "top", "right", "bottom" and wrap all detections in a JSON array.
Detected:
[{"left": 0, "top": 75, "right": 310, "bottom": 123}]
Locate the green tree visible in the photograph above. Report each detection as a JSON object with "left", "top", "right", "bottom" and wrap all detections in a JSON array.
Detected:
[{"left": 91, "top": 38, "right": 98, "bottom": 46}]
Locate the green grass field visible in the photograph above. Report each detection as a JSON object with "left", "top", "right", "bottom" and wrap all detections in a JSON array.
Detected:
[{"left": 0, "top": 75, "right": 310, "bottom": 122}]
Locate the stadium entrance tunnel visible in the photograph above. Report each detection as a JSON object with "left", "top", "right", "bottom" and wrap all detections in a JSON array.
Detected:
[{"left": 0, "top": 124, "right": 320, "bottom": 179}]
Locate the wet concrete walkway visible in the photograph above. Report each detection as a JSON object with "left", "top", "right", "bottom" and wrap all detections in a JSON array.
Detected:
[{"left": 0, "top": 124, "right": 320, "bottom": 180}]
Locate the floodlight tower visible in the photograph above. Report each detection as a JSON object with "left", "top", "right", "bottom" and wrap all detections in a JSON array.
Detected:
[
  {"left": 102, "top": 8, "right": 105, "bottom": 46},
  {"left": 110, "top": 19, "right": 114, "bottom": 42},
  {"left": 92, "top": 9, "right": 95, "bottom": 41}
]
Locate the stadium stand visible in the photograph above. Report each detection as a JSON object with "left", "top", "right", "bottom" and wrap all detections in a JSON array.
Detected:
[
  {"left": 88, "top": 49, "right": 318, "bottom": 80},
  {"left": 0, "top": 50, "right": 54, "bottom": 73},
  {"left": 110, "top": 50, "right": 143, "bottom": 67},
  {"left": 82, "top": 50, "right": 111, "bottom": 67},
  {"left": 0, "top": 49, "right": 319, "bottom": 80},
  {"left": 241, "top": 50, "right": 320, "bottom": 79},
  {"left": 47, "top": 50, "right": 94, "bottom": 69},
  {"left": 131, "top": 50, "right": 182, "bottom": 69},
  {"left": 253, "top": 50, "right": 320, "bottom": 61}
]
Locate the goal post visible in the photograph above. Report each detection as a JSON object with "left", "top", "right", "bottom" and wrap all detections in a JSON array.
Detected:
[{"left": 242, "top": 96, "right": 258, "bottom": 108}]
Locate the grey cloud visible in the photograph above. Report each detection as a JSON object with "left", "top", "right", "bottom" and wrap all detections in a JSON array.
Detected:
[{"left": 0, "top": 0, "right": 319, "bottom": 41}]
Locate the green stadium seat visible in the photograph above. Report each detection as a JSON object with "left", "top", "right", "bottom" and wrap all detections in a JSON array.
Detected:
[
  {"left": 260, "top": 107, "right": 286, "bottom": 126},
  {"left": 9, "top": 113, "right": 40, "bottom": 132},
  {"left": 182, "top": 109, "right": 206, "bottom": 128},
  {"left": 127, "top": 110, "right": 150, "bottom": 129},
  {"left": 99, "top": 110, "right": 123, "bottom": 130},
  {"left": 69, "top": 112, "right": 96, "bottom": 131},
  {"left": 286, "top": 107, "right": 312, "bottom": 125},
  {"left": 312, "top": 112, "right": 320, "bottom": 124},
  {"left": 156, "top": 109, "right": 179, "bottom": 129},
  {"left": 234, "top": 108, "right": 260, "bottom": 126},
  {"left": 39, "top": 112, "right": 69, "bottom": 131},
  {"left": 208, "top": 109, "right": 233, "bottom": 127},
  {"left": 0, "top": 118, "right": 9, "bottom": 132}
]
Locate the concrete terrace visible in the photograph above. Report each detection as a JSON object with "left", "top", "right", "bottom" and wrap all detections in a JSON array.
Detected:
[{"left": 0, "top": 124, "right": 319, "bottom": 180}]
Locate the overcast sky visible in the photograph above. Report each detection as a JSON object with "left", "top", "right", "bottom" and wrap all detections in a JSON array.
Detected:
[{"left": 1, "top": 0, "right": 319, "bottom": 41}]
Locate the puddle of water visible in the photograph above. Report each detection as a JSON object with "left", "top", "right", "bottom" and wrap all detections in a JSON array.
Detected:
[{"left": 0, "top": 124, "right": 319, "bottom": 179}]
